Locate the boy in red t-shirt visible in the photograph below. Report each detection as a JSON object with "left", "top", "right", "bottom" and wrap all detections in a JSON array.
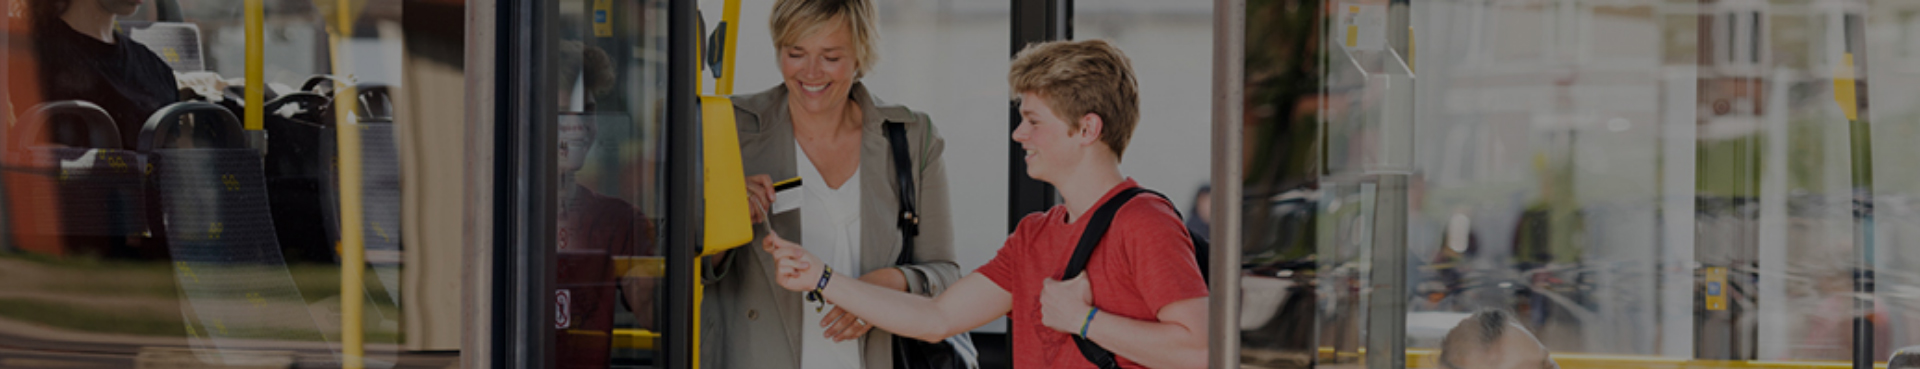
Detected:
[{"left": 762, "top": 39, "right": 1209, "bottom": 369}]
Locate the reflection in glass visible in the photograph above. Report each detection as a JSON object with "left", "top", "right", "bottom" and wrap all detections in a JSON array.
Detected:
[
  {"left": 1239, "top": 0, "right": 1920, "bottom": 367},
  {"left": 551, "top": 0, "right": 670, "bottom": 367}
]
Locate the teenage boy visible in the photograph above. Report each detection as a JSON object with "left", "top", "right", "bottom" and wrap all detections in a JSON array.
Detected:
[{"left": 762, "top": 39, "right": 1208, "bottom": 369}]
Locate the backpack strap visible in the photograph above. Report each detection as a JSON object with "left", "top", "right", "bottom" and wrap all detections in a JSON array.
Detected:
[
  {"left": 883, "top": 121, "right": 918, "bottom": 266},
  {"left": 1064, "top": 186, "right": 1220, "bottom": 369},
  {"left": 1060, "top": 186, "right": 1147, "bottom": 369}
]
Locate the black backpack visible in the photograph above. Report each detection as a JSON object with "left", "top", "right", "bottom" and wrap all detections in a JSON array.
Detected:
[{"left": 1059, "top": 186, "right": 1211, "bottom": 369}]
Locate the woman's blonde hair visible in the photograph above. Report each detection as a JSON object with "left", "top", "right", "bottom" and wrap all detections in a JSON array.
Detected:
[{"left": 769, "top": 0, "right": 879, "bottom": 78}]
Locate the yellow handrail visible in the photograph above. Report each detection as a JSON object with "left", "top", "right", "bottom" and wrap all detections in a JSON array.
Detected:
[
  {"left": 244, "top": 0, "right": 263, "bottom": 132},
  {"left": 715, "top": 0, "right": 741, "bottom": 95},
  {"left": 326, "top": 0, "right": 365, "bottom": 367}
]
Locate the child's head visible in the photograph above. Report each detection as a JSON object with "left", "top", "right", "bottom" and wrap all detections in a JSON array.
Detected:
[{"left": 1008, "top": 39, "right": 1140, "bottom": 159}]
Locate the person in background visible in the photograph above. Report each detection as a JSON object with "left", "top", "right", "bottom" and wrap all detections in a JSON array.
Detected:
[
  {"left": 703, "top": 0, "right": 961, "bottom": 367},
  {"left": 1186, "top": 184, "right": 1211, "bottom": 241},
  {"left": 20, "top": 0, "right": 177, "bottom": 149},
  {"left": 1437, "top": 309, "right": 1559, "bottom": 369},
  {"left": 762, "top": 39, "right": 1209, "bottom": 369},
  {"left": 552, "top": 40, "right": 657, "bottom": 369}
]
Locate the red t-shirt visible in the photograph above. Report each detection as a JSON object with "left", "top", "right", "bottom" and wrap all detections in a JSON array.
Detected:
[{"left": 976, "top": 179, "right": 1209, "bottom": 369}]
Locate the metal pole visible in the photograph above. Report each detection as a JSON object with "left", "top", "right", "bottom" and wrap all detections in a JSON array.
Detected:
[
  {"left": 327, "top": 0, "right": 367, "bottom": 366},
  {"left": 1365, "top": 2, "right": 1413, "bottom": 368},
  {"left": 459, "top": 0, "right": 499, "bottom": 366},
  {"left": 666, "top": 0, "right": 700, "bottom": 366},
  {"left": 244, "top": 0, "right": 266, "bottom": 151},
  {"left": 1838, "top": 12, "right": 1873, "bottom": 369},
  {"left": 1208, "top": 0, "right": 1245, "bottom": 367}
]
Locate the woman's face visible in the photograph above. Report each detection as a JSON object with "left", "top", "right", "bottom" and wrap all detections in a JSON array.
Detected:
[{"left": 778, "top": 18, "right": 858, "bottom": 117}]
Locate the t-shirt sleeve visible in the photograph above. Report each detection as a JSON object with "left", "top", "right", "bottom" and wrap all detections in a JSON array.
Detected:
[
  {"left": 1117, "top": 199, "right": 1209, "bottom": 315},
  {"left": 977, "top": 212, "right": 1046, "bottom": 293}
]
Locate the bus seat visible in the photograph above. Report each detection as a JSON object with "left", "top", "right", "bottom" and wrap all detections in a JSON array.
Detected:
[
  {"left": 138, "top": 101, "right": 346, "bottom": 359},
  {"left": 2, "top": 101, "right": 147, "bottom": 256},
  {"left": 120, "top": 21, "right": 205, "bottom": 72}
]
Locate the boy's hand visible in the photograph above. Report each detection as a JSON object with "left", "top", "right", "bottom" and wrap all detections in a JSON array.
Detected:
[
  {"left": 1040, "top": 275, "right": 1093, "bottom": 334},
  {"left": 764, "top": 234, "right": 823, "bottom": 293}
]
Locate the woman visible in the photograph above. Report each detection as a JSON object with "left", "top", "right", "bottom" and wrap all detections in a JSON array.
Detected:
[{"left": 700, "top": 0, "right": 959, "bottom": 368}]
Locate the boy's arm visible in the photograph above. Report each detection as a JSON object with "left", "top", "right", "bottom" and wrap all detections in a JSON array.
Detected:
[
  {"left": 765, "top": 235, "right": 1011, "bottom": 342},
  {"left": 1083, "top": 297, "right": 1209, "bottom": 369},
  {"left": 1041, "top": 277, "right": 1209, "bottom": 369}
]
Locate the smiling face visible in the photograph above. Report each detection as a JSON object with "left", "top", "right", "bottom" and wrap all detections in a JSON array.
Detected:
[
  {"left": 778, "top": 17, "right": 859, "bottom": 118},
  {"left": 1011, "top": 92, "right": 1098, "bottom": 184}
]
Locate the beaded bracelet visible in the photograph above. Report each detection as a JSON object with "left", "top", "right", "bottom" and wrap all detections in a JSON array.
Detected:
[{"left": 1080, "top": 307, "right": 1100, "bottom": 337}]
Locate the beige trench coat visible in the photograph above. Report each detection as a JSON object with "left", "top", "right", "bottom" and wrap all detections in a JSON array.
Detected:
[{"left": 699, "top": 82, "right": 962, "bottom": 369}]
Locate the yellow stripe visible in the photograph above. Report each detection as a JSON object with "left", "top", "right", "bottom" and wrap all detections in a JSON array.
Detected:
[{"left": 1834, "top": 53, "right": 1859, "bottom": 121}]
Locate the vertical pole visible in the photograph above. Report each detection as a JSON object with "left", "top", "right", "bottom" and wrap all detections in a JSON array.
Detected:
[
  {"left": 460, "top": 0, "right": 498, "bottom": 366},
  {"left": 1009, "top": 2, "right": 1070, "bottom": 360},
  {"left": 244, "top": 0, "right": 265, "bottom": 145},
  {"left": 1208, "top": 0, "right": 1245, "bottom": 367},
  {"left": 1364, "top": 2, "right": 1413, "bottom": 369},
  {"left": 1838, "top": 12, "right": 1873, "bottom": 368},
  {"left": 328, "top": 0, "right": 365, "bottom": 367},
  {"left": 666, "top": 0, "right": 699, "bottom": 366},
  {"left": 1007, "top": 0, "right": 1070, "bottom": 232},
  {"left": 714, "top": 0, "right": 741, "bottom": 96},
  {"left": 492, "top": 0, "right": 557, "bottom": 366}
]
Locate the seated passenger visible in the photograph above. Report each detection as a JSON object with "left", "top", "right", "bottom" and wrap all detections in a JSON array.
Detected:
[
  {"left": 1438, "top": 309, "right": 1559, "bottom": 369},
  {"left": 20, "top": 0, "right": 178, "bottom": 149}
]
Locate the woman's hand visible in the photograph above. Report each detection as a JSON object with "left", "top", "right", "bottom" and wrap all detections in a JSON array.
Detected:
[
  {"left": 817, "top": 270, "right": 903, "bottom": 342},
  {"left": 1040, "top": 275, "right": 1094, "bottom": 335},
  {"left": 746, "top": 174, "right": 776, "bottom": 223},
  {"left": 820, "top": 305, "right": 872, "bottom": 342},
  {"left": 764, "top": 234, "right": 823, "bottom": 293}
]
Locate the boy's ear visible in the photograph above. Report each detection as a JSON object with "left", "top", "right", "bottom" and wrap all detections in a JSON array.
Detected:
[{"left": 1075, "top": 113, "right": 1104, "bottom": 146}]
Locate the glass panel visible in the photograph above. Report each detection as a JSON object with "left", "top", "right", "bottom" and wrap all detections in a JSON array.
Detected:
[
  {"left": 549, "top": 0, "right": 672, "bottom": 367},
  {"left": 0, "top": 0, "right": 462, "bottom": 367},
  {"left": 1238, "top": 0, "right": 1920, "bottom": 367}
]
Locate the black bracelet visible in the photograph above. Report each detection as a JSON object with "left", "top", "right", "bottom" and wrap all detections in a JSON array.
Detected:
[
  {"left": 806, "top": 265, "right": 834, "bottom": 312},
  {"left": 815, "top": 264, "right": 835, "bottom": 293}
]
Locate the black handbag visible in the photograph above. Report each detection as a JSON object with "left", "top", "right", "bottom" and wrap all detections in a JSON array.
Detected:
[{"left": 883, "top": 121, "right": 979, "bottom": 369}]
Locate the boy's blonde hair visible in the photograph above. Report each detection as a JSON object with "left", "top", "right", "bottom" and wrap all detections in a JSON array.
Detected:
[
  {"left": 770, "top": 0, "right": 879, "bottom": 78},
  {"left": 1009, "top": 39, "right": 1140, "bottom": 158}
]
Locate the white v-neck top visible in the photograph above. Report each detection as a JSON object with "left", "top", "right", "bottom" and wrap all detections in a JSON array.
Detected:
[{"left": 796, "top": 143, "right": 864, "bottom": 368}]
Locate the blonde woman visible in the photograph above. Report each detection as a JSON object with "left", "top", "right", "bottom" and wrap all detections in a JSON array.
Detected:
[{"left": 701, "top": 0, "right": 960, "bottom": 368}]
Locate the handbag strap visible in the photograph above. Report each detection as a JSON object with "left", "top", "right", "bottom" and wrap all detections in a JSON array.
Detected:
[
  {"left": 1061, "top": 186, "right": 1156, "bottom": 369},
  {"left": 884, "top": 121, "right": 918, "bottom": 266}
]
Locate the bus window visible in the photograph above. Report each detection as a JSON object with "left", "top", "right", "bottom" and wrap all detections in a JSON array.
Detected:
[{"left": 0, "top": 0, "right": 461, "bottom": 367}]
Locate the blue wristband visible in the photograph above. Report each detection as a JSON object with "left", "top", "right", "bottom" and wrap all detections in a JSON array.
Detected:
[{"left": 1080, "top": 307, "right": 1100, "bottom": 337}]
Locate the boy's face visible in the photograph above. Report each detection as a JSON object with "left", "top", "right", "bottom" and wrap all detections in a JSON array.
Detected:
[{"left": 1011, "top": 92, "right": 1090, "bottom": 184}]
